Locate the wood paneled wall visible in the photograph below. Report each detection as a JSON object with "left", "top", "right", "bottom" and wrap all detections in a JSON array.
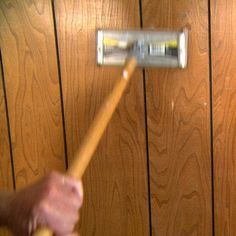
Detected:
[
  {"left": 54, "top": 0, "right": 149, "bottom": 235},
  {"left": 0, "top": 0, "right": 66, "bottom": 189},
  {"left": 142, "top": 0, "right": 212, "bottom": 235},
  {"left": 0, "top": 52, "right": 14, "bottom": 236},
  {"left": 211, "top": 0, "right": 236, "bottom": 235},
  {"left": 0, "top": 0, "right": 236, "bottom": 236},
  {"left": 0, "top": 52, "right": 13, "bottom": 191}
]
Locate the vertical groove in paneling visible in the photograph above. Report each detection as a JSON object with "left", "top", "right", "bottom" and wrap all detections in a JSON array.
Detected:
[
  {"left": 138, "top": 0, "right": 152, "bottom": 235},
  {"left": 211, "top": 0, "right": 236, "bottom": 235},
  {"left": 141, "top": 70, "right": 153, "bottom": 236},
  {"left": 142, "top": 0, "right": 212, "bottom": 235},
  {"left": 0, "top": 0, "right": 66, "bottom": 189},
  {"left": 51, "top": 0, "right": 68, "bottom": 169},
  {"left": 55, "top": 0, "right": 150, "bottom": 235},
  {"left": 0, "top": 50, "right": 14, "bottom": 236},
  {"left": 207, "top": 0, "right": 215, "bottom": 235},
  {"left": 0, "top": 50, "right": 14, "bottom": 191}
]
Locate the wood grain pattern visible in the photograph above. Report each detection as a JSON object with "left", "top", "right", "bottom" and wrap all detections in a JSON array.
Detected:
[
  {"left": 0, "top": 53, "right": 13, "bottom": 236},
  {"left": 0, "top": 53, "right": 13, "bottom": 191},
  {"left": 211, "top": 0, "right": 236, "bottom": 235},
  {"left": 55, "top": 0, "right": 149, "bottom": 235},
  {"left": 142, "top": 0, "right": 212, "bottom": 235},
  {"left": 0, "top": 0, "right": 66, "bottom": 189}
]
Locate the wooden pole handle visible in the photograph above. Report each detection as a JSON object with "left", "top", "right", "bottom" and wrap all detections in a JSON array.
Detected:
[{"left": 33, "top": 56, "right": 137, "bottom": 236}]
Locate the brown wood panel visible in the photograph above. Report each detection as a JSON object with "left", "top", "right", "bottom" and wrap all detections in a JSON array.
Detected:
[
  {"left": 0, "top": 53, "right": 13, "bottom": 236},
  {"left": 0, "top": 53, "right": 13, "bottom": 191},
  {"left": 55, "top": 0, "right": 149, "bottom": 235},
  {"left": 0, "top": 0, "right": 66, "bottom": 189},
  {"left": 142, "top": 0, "right": 212, "bottom": 235},
  {"left": 211, "top": 0, "right": 236, "bottom": 235}
]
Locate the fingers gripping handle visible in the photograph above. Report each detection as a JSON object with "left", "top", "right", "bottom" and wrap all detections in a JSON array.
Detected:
[{"left": 33, "top": 56, "right": 137, "bottom": 236}]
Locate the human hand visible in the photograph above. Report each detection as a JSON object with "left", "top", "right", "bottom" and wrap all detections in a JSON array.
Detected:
[{"left": 8, "top": 171, "right": 83, "bottom": 236}]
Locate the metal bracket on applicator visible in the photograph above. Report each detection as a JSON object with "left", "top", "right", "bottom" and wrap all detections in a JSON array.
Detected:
[{"left": 97, "top": 28, "right": 188, "bottom": 68}]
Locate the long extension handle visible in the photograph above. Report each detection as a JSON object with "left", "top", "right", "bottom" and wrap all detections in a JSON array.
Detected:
[{"left": 33, "top": 56, "right": 138, "bottom": 236}]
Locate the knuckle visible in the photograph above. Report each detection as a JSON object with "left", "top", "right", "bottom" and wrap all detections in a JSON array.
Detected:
[
  {"left": 72, "top": 182, "right": 83, "bottom": 198},
  {"left": 43, "top": 172, "right": 61, "bottom": 191},
  {"left": 42, "top": 182, "right": 56, "bottom": 199},
  {"left": 47, "top": 171, "right": 59, "bottom": 183}
]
